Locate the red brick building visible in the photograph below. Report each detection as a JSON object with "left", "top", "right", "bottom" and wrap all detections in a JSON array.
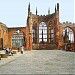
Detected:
[{"left": 0, "top": 3, "right": 75, "bottom": 50}]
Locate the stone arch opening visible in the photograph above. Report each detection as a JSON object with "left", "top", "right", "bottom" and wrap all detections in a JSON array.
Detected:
[
  {"left": 63, "top": 27, "right": 74, "bottom": 43},
  {"left": 12, "top": 30, "right": 26, "bottom": 49},
  {"left": 32, "top": 21, "right": 37, "bottom": 44},
  {"left": 39, "top": 22, "right": 47, "bottom": 43}
]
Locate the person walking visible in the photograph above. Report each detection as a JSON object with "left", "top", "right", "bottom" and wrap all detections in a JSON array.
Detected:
[
  {"left": 21, "top": 46, "right": 24, "bottom": 54},
  {"left": 9, "top": 48, "right": 13, "bottom": 56}
]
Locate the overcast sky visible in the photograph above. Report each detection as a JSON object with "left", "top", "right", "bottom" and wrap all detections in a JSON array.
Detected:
[{"left": 0, "top": 0, "right": 74, "bottom": 27}]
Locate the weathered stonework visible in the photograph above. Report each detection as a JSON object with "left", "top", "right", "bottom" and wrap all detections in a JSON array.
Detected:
[
  {"left": 0, "top": 3, "right": 75, "bottom": 50},
  {"left": 0, "top": 22, "right": 9, "bottom": 49}
]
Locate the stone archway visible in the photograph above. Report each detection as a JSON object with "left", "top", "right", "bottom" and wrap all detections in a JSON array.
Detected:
[
  {"left": 63, "top": 27, "right": 74, "bottom": 43},
  {"left": 38, "top": 22, "right": 47, "bottom": 49},
  {"left": 8, "top": 27, "right": 27, "bottom": 49},
  {"left": 62, "top": 27, "right": 74, "bottom": 50},
  {"left": 12, "top": 30, "right": 26, "bottom": 49}
]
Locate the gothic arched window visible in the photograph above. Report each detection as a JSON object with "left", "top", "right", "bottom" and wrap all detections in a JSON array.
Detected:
[
  {"left": 39, "top": 22, "right": 47, "bottom": 43},
  {"left": 63, "top": 27, "right": 74, "bottom": 43}
]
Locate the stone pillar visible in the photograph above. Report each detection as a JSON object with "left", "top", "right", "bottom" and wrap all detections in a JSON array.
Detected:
[
  {"left": 54, "top": 18, "right": 59, "bottom": 49},
  {"left": 26, "top": 27, "right": 29, "bottom": 50},
  {"left": 27, "top": 12, "right": 33, "bottom": 50},
  {"left": 25, "top": 38, "right": 28, "bottom": 50},
  {"left": 8, "top": 32, "right": 12, "bottom": 48},
  {"left": 10, "top": 35, "right": 12, "bottom": 48},
  {"left": 29, "top": 34, "right": 32, "bottom": 50},
  {"left": 59, "top": 26, "right": 64, "bottom": 49},
  {"left": 37, "top": 23, "right": 39, "bottom": 49}
]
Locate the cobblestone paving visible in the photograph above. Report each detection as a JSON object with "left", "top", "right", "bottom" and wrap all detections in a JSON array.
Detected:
[{"left": 0, "top": 50, "right": 75, "bottom": 74}]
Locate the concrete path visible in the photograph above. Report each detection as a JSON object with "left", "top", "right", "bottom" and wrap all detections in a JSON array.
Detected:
[{"left": 0, "top": 50, "right": 75, "bottom": 74}]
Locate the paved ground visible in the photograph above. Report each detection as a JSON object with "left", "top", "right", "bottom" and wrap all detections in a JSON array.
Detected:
[{"left": 0, "top": 50, "right": 75, "bottom": 74}]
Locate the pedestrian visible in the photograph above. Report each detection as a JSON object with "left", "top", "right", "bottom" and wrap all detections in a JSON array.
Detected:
[
  {"left": 21, "top": 46, "right": 24, "bottom": 54},
  {"left": 5, "top": 48, "right": 9, "bottom": 54},
  {"left": 9, "top": 48, "right": 13, "bottom": 56}
]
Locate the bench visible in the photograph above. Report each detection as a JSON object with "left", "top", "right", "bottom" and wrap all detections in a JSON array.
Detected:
[
  {"left": 0, "top": 50, "right": 7, "bottom": 58},
  {"left": 0, "top": 54, "right": 7, "bottom": 58}
]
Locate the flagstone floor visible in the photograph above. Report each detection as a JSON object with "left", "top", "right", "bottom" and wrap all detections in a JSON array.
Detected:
[{"left": 0, "top": 50, "right": 75, "bottom": 74}]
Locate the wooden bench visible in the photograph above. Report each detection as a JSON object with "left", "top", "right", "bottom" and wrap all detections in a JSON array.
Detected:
[{"left": 0, "top": 54, "right": 7, "bottom": 58}]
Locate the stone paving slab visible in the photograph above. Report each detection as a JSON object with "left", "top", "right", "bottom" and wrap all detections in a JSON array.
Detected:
[
  {"left": 0, "top": 50, "right": 75, "bottom": 74},
  {"left": 0, "top": 51, "right": 28, "bottom": 67}
]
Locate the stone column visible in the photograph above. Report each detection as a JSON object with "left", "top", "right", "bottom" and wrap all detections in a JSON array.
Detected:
[
  {"left": 8, "top": 31, "right": 12, "bottom": 48},
  {"left": 29, "top": 34, "right": 32, "bottom": 50},
  {"left": 26, "top": 27, "right": 29, "bottom": 50},
  {"left": 37, "top": 23, "right": 39, "bottom": 49},
  {"left": 54, "top": 18, "right": 59, "bottom": 49}
]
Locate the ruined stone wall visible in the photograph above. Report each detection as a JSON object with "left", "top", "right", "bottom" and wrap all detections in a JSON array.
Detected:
[
  {"left": 8, "top": 27, "right": 27, "bottom": 49},
  {"left": 59, "top": 22, "right": 75, "bottom": 49},
  {"left": 0, "top": 22, "right": 9, "bottom": 48}
]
